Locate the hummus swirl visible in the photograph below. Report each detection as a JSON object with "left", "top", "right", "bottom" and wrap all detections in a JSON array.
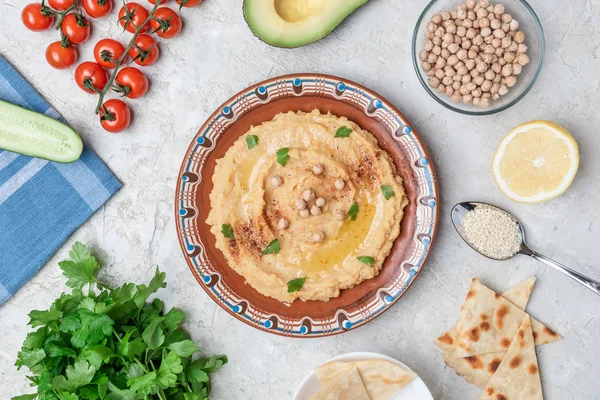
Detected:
[{"left": 207, "top": 110, "right": 408, "bottom": 302}]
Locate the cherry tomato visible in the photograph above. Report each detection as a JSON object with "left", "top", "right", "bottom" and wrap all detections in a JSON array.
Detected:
[
  {"left": 21, "top": 3, "right": 54, "bottom": 31},
  {"left": 61, "top": 13, "right": 91, "bottom": 45},
  {"left": 118, "top": 3, "right": 149, "bottom": 33},
  {"left": 48, "top": 0, "right": 76, "bottom": 11},
  {"left": 82, "top": 0, "right": 112, "bottom": 18},
  {"left": 150, "top": 7, "right": 181, "bottom": 39},
  {"left": 45, "top": 39, "right": 78, "bottom": 69},
  {"left": 128, "top": 34, "right": 159, "bottom": 66},
  {"left": 176, "top": 0, "right": 201, "bottom": 8},
  {"left": 148, "top": 0, "right": 167, "bottom": 4},
  {"left": 74, "top": 62, "right": 108, "bottom": 94},
  {"left": 115, "top": 67, "right": 148, "bottom": 99},
  {"left": 93, "top": 38, "right": 125, "bottom": 69},
  {"left": 100, "top": 99, "right": 131, "bottom": 133}
]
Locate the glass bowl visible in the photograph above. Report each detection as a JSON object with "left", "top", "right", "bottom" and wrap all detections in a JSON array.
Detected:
[{"left": 412, "top": 0, "right": 544, "bottom": 115}]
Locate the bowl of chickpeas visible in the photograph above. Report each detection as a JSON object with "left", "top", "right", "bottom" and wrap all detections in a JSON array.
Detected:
[{"left": 412, "top": 0, "right": 544, "bottom": 115}]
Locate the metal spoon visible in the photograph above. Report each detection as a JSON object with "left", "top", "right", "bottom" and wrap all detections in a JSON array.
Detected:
[{"left": 451, "top": 201, "right": 600, "bottom": 296}]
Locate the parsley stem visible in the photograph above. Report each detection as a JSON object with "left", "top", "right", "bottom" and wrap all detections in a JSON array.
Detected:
[
  {"left": 135, "top": 358, "right": 149, "bottom": 373},
  {"left": 94, "top": 0, "right": 162, "bottom": 114}
]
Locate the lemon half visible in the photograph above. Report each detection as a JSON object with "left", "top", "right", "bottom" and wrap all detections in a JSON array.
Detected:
[{"left": 492, "top": 121, "right": 579, "bottom": 204}]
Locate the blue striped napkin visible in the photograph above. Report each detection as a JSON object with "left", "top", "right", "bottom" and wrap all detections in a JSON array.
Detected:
[{"left": 0, "top": 56, "right": 121, "bottom": 304}]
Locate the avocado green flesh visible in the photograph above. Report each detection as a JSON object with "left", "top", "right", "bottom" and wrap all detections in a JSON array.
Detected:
[
  {"left": 0, "top": 100, "right": 83, "bottom": 163},
  {"left": 244, "top": 0, "right": 368, "bottom": 48}
]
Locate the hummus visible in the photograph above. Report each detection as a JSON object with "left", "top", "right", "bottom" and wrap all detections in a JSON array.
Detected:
[{"left": 206, "top": 110, "right": 408, "bottom": 302}]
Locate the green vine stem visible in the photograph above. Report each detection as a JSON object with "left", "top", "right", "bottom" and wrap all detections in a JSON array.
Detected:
[
  {"left": 94, "top": 0, "right": 161, "bottom": 114},
  {"left": 49, "top": 0, "right": 82, "bottom": 28}
]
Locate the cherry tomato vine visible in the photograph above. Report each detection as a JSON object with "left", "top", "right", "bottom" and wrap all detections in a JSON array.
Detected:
[{"left": 22, "top": 0, "right": 197, "bottom": 133}]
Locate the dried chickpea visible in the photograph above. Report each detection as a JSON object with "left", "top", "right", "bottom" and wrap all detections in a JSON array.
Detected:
[
  {"left": 463, "top": 94, "right": 474, "bottom": 103},
  {"left": 422, "top": 62, "right": 432, "bottom": 72},
  {"left": 472, "top": 88, "right": 483, "bottom": 97},
  {"left": 419, "top": 51, "right": 428, "bottom": 61},
  {"left": 457, "top": 26, "right": 467, "bottom": 37},
  {"left": 443, "top": 76, "right": 453, "bottom": 86},
  {"left": 452, "top": 81, "right": 461, "bottom": 90},
  {"left": 512, "top": 63, "right": 522, "bottom": 75},
  {"left": 490, "top": 19, "right": 501, "bottom": 30},
  {"left": 490, "top": 82, "right": 499, "bottom": 94},
  {"left": 501, "top": 64, "right": 513, "bottom": 77},
  {"left": 435, "top": 69, "right": 445, "bottom": 79},
  {"left": 499, "top": 58, "right": 507, "bottom": 66},
  {"left": 491, "top": 62, "right": 501, "bottom": 73},
  {"left": 479, "top": 18, "right": 490, "bottom": 28},
  {"left": 493, "top": 4, "right": 504, "bottom": 14},
  {"left": 493, "top": 29, "right": 505, "bottom": 38},
  {"left": 427, "top": 53, "right": 438, "bottom": 63},
  {"left": 508, "top": 41, "right": 518, "bottom": 52},
  {"left": 514, "top": 31, "right": 525, "bottom": 43},
  {"left": 517, "top": 43, "right": 527, "bottom": 53},
  {"left": 436, "top": 84, "right": 446, "bottom": 94},
  {"left": 505, "top": 75, "right": 517, "bottom": 87},
  {"left": 462, "top": 74, "right": 472, "bottom": 83},
  {"left": 441, "top": 11, "right": 451, "bottom": 20},
  {"left": 501, "top": 13, "right": 512, "bottom": 23},
  {"left": 466, "top": 0, "right": 476, "bottom": 9},
  {"left": 447, "top": 54, "right": 460, "bottom": 66},
  {"left": 501, "top": 37, "right": 512, "bottom": 48},
  {"left": 474, "top": 76, "right": 485, "bottom": 86},
  {"left": 517, "top": 53, "right": 530, "bottom": 66},
  {"left": 432, "top": 14, "right": 442, "bottom": 24},
  {"left": 441, "top": 48, "right": 451, "bottom": 58},
  {"left": 509, "top": 19, "right": 519, "bottom": 31},
  {"left": 484, "top": 69, "right": 496, "bottom": 80},
  {"left": 445, "top": 86, "right": 454, "bottom": 96}
]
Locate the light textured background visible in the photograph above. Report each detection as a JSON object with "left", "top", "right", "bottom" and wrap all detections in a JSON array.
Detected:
[{"left": 1, "top": 0, "right": 599, "bottom": 399}]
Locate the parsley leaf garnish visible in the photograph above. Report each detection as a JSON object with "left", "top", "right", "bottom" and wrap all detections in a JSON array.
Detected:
[
  {"left": 357, "top": 256, "right": 375, "bottom": 265},
  {"left": 287, "top": 278, "right": 306, "bottom": 293},
  {"left": 335, "top": 126, "right": 352, "bottom": 138},
  {"left": 221, "top": 223, "right": 234, "bottom": 239},
  {"left": 381, "top": 185, "right": 395, "bottom": 200},
  {"left": 348, "top": 202, "right": 359, "bottom": 221},
  {"left": 276, "top": 147, "right": 290, "bottom": 166},
  {"left": 245, "top": 135, "right": 259, "bottom": 149},
  {"left": 262, "top": 238, "right": 280, "bottom": 255},
  {"left": 58, "top": 242, "right": 99, "bottom": 290}
]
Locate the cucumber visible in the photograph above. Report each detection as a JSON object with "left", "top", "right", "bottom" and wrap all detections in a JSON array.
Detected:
[{"left": 0, "top": 100, "right": 83, "bottom": 163}]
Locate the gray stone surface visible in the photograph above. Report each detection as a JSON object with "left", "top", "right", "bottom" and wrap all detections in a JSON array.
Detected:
[{"left": 1, "top": 0, "right": 599, "bottom": 398}]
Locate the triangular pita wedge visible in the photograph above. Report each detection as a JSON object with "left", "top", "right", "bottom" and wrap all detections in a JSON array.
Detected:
[
  {"left": 453, "top": 278, "right": 560, "bottom": 358},
  {"left": 315, "top": 360, "right": 416, "bottom": 400},
  {"left": 435, "top": 277, "right": 536, "bottom": 353},
  {"left": 310, "top": 367, "right": 370, "bottom": 400},
  {"left": 436, "top": 278, "right": 537, "bottom": 387},
  {"left": 481, "top": 315, "right": 543, "bottom": 400}
]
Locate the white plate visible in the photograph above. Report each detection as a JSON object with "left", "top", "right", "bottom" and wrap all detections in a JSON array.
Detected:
[{"left": 293, "top": 351, "right": 434, "bottom": 400}]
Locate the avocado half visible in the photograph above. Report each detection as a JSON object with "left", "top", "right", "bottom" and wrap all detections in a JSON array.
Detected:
[{"left": 243, "top": 0, "right": 369, "bottom": 48}]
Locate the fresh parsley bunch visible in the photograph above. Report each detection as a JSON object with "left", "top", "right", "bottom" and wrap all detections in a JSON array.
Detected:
[{"left": 13, "top": 242, "right": 227, "bottom": 400}]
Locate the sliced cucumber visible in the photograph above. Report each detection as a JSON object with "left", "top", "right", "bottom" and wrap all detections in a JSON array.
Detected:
[{"left": 0, "top": 100, "right": 83, "bottom": 163}]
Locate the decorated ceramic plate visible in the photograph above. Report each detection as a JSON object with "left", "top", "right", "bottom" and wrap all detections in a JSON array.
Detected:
[
  {"left": 292, "top": 351, "right": 434, "bottom": 399},
  {"left": 174, "top": 73, "right": 438, "bottom": 337}
]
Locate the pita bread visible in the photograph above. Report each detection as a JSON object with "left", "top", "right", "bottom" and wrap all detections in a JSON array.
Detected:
[
  {"left": 315, "top": 360, "right": 416, "bottom": 400},
  {"left": 435, "top": 277, "right": 536, "bottom": 354},
  {"left": 436, "top": 278, "right": 537, "bottom": 387},
  {"left": 310, "top": 367, "right": 370, "bottom": 400},
  {"left": 453, "top": 278, "right": 560, "bottom": 358},
  {"left": 480, "top": 315, "right": 543, "bottom": 400}
]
